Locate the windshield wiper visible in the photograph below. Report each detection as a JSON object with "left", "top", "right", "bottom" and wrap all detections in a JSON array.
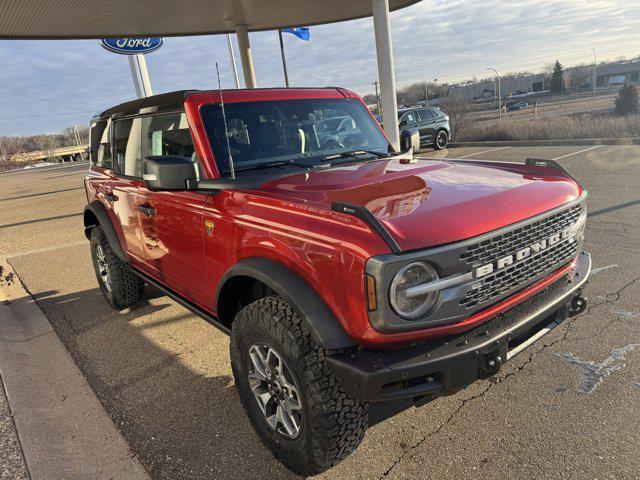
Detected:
[
  {"left": 321, "top": 149, "right": 389, "bottom": 162},
  {"left": 234, "top": 159, "right": 310, "bottom": 172}
]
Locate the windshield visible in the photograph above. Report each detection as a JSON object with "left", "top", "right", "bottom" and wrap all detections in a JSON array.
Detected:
[{"left": 201, "top": 98, "right": 390, "bottom": 177}]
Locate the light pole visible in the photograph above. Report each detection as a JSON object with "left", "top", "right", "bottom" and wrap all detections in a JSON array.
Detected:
[
  {"left": 591, "top": 47, "right": 597, "bottom": 104},
  {"left": 372, "top": 81, "right": 381, "bottom": 114},
  {"left": 424, "top": 80, "right": 429, "bottom": 107},
  {"left": 487, "top": 68, "right": 501, "bottom": 121}
]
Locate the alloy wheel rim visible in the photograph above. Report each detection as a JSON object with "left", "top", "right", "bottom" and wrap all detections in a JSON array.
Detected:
[
  {"left": 95, "top": 245, "right": 111, "bottom": 292},
  {"left": 247, "top": 343, "right": 303, "bottom": 439},
  {"left": 437, "top": 131, "right": 447, "bottom": 148}
]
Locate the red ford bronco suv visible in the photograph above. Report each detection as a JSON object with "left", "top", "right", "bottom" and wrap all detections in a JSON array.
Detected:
[{"left": 84, "top": 88, "right": 590, "bottom": 475}]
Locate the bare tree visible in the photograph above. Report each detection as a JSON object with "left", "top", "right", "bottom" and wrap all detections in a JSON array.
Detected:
[
  {"left": 566, "top": 65, "right": 589, "bottom": 91},
  {"left": 541, "top": 62, "right": 555, "bottom": 90},
  {"left": 441, "top": 96, "right": 472, "bottom": 139},
  {"left": 0, "top": 124, "right": 90, "bottom": 162}
]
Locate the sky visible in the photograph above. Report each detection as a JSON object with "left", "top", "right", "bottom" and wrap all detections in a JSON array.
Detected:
[{"left": 1, "top": 0, "right": 639, "bottom": 136}]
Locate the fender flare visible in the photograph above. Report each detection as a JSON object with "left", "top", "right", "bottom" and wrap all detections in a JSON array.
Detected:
[
  {"left": 83, "top": 201, "right": 128, "bottom": 262},
  {"left": 217, "top": 257, "right": 356, "bottom": 350}
]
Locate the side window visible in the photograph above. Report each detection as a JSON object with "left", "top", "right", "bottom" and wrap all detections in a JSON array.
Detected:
[
  {"left": 90, "top": 119, "right": 112, "bottom": 168},
  {"left": 90, "top": 120, "right": 104, "bottom": 165},
  {"left": 141, "top": 112, "right": 199, "bottom": 178},
  {"left": 142, "top": 113, "right": 197, "bottom": 158},
  {"left": 113, "top": 118, "right": 142, "bottom": 177},
  {"left": 418, "top": 109, "right": 434, "bottom": 122},
  {"left": 401, "top": 111, "right": 417, "bottom": 125}
]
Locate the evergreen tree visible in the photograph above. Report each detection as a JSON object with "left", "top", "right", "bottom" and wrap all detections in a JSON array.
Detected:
[
  {"left": 550, "top": 60, "right": 564, "bottom": 94},
  {"left": 615, "top": 84, "right": 639, "bottom": 116}
]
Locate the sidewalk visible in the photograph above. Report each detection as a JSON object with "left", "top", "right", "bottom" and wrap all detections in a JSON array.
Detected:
[
  {"left": 0, "top": 375, "right": 28, "bottom": 480},
  {"left": 0, "top": 259, "right": 149, "bottom": 480}
]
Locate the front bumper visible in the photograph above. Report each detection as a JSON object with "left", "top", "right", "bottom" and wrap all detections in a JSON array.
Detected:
[{"left": 327, "top": 252, "right": 591, "bottom": 403}]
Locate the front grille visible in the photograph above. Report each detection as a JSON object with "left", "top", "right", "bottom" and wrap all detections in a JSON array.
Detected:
[
  {"left": 460, "top": 239, "right": 577, "bottom": 308},
  {"left": 458, "top": 203, "right": 583, "bottom": 309},
  {"left": 459, "top": 203, "right": 582, "bottom": 267}
]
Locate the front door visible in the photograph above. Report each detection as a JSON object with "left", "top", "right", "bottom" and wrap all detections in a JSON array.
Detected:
[
  {"left": 136, "top": 112, "right": 210, "bottom": 307},
  {"left": 110, "top": 117, "right": 146, "bottom": 263}
]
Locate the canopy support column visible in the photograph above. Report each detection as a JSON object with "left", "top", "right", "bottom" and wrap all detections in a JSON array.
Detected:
[
  {"left": 128, "top": 54, "right": 153, "bottom": 98},
  {"left": 372, "top": 0, "right": 399, "bottom": 151},
  {"left": 235, "top": 24, "right": 257, "bottom": 88}
]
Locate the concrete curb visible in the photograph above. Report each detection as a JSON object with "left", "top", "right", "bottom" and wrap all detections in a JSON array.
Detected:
[
  {"left": 450, "top": 138, "right": 640, "bottom": 148},
  {"left": 0, "top": 259, "right": 149, "bottom": 480}
]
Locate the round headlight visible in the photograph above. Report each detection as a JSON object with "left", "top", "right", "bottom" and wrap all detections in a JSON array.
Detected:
[{"left": 389, "top": 262, "right": 440, "bottom": 319}]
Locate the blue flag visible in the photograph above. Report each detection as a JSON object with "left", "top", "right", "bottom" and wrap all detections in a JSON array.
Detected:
[{"left": 281, "top": 27, "right": 310, "bottom": 41}]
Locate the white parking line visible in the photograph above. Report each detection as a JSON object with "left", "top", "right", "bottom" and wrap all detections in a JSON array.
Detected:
[
  {"left": 591, "top": 264, "right": 618, "bottom": 275},
  {"left": 458, "top": 146, "right": 511, "bottom": 158},
  {"left": 3, "top": 240, "right": 86, "bottom": 259},
  {"left": 552, "top": 145, "right": 601, "bottom": 160}
]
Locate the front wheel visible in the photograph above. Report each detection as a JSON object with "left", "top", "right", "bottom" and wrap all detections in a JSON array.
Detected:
[
  {"left": 433, "top": 129, "right": 449, "bottom": 150},
  {"left": 230, "top": 296, "right": 369, "bottom": 475},
  {"left": 90, "top": 226, "right": 144, "bottom": 310}
]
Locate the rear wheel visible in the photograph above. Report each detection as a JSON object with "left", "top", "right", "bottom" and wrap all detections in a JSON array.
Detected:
[
  {"left": 230, "top": 296, "right": 369, "bottom": 475},
  {"left": 434, "top": 129, "right": 449, "bottom": 150},
  {"left": 90, "top": 226, "right": 144, "bottom": 310}
]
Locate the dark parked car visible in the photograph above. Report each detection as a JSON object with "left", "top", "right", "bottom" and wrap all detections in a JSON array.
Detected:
[
  {"left": 507, "top": 102, "right": 529, "bottom": 111},
  {"left": 377, "top": 107, "right": 451, "bottom": 151}
]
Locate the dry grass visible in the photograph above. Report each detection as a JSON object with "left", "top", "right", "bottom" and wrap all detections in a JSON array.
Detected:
[
  {"left": 461, "top": 112, "right": 640, "bottom": 141},
  {"left": 0, "top": 158, "right": 55, "bottom": 172}
]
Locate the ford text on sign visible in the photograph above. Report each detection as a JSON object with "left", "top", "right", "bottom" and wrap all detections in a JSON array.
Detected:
[{"left": 100, "top": 37, "right": 163, "bottom": 55}]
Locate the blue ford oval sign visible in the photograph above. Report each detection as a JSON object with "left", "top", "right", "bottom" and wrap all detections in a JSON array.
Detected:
[{"left": 100, "top": 37, "right": 163, "bottom": 55}]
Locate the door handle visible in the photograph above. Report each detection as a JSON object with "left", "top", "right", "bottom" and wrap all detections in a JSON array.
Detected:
[
  {"left": 138, "top": 204, "right": 155, "bottom": 217},
  {"left": 104, "top": 193, "right": 118, "bottom": 203}
]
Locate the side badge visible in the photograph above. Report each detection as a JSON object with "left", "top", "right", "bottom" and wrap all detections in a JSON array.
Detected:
[{"left": 204, "top": 219, "right": 215, "bottom": 236}]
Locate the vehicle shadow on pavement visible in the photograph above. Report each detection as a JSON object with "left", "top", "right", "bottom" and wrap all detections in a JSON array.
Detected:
[
  {"left": 29, "top": 286, "right": 302, "bottom": 480},
  {"left": 369, "top": 399, "right": 413, "bottom": 427}
]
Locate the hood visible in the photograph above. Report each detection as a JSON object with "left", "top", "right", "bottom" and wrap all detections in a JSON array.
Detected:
[{"left": 259, "top": 157, "right": 582, "bottom": 251}]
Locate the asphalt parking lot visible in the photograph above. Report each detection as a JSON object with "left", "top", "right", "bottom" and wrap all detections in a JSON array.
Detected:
[{"left": 1, "top": 145, "right": 640, "bottom": 479}]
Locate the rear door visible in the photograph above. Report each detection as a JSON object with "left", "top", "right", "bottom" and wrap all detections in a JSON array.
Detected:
[
  {"left": 416, "top": 108, "right": 437, "bottom": 144},
  {"left": 110, "top": 117, "right": 147, "bottom": 264},
  {"left": 136, "top": 112, "right": 210, "bottom": 307}
]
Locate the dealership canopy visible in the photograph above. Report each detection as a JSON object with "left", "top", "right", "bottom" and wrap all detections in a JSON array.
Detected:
[{"left": 0, "top": 0, "right": 422, "bottom": 148}]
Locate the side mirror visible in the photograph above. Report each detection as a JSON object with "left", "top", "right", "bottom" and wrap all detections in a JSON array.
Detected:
[
  {"left": 143, "top": 155, "right": 196, "bottom": 191},
  {"left": 400, "top": 130, "right": 420, "bottom": 153},
  {"left": 399, "top": 120, "right": 408, "bottom": 127}
]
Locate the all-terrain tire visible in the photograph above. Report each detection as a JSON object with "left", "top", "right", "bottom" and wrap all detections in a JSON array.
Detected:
[
  {"left": 90, "top": 226, "right": 144, "bottom": 310},
  {"left": 230, "top": 296, "right": 369, "bottom": 476}
]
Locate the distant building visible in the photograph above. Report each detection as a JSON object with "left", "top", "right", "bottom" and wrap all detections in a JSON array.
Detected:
[
  {"left": 449, "top": 59, "right": 640, "bottom": 100},
  {"left": 595, "top": 60, "right": 640, "bottom": 87},
  {"left": 450, "top": 74, "right": 546, "bottom": 100}
]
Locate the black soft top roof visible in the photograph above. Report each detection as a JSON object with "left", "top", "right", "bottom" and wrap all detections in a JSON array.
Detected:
[{"left": 94, "top": 89, "right": 199, "bottom": 120}]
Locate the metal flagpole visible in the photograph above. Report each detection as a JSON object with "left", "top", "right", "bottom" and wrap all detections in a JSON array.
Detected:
[
  {"left": 278, "top": 30, "right": 290, "bottom": 87},
  {"left": 227, "top": 34, "right": 240, "bottom": 89}
]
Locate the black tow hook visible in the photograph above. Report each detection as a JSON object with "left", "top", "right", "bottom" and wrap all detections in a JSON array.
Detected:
[{"left": 569, "top": 295, "right": 587, "bottom": 316}]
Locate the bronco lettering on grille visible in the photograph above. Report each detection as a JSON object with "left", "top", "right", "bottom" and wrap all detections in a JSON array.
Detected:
[{"left": 475, "top": 226, "right": 574, "bottom": 278}]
